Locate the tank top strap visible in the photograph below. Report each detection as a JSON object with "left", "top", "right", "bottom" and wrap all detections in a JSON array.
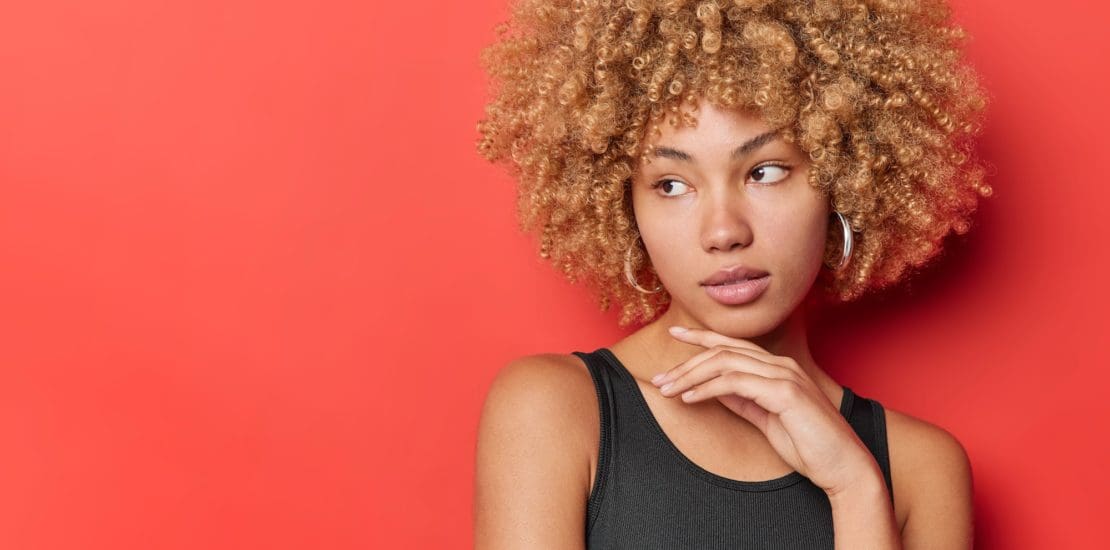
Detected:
[
  {"left": 570, "top": 349, "right": 617, "bottom": 534},
  {"left": 842, "top": 388, "right": 895, "bottom": 506}
]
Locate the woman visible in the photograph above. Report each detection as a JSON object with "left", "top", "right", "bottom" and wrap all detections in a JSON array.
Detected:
[{"left": 473, "top": 0, "right": 991, "bottom": 547}]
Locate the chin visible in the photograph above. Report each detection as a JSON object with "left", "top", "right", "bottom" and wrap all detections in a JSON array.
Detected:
[
  {"left": 674, "top": 299, "right": 780, "bottom": 338},
  {"left": 708, "top": 316, "right": 782, "bottom": 339}
]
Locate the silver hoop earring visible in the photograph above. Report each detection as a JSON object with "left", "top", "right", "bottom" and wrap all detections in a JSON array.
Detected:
[
  {"left": 829, "top": 210, "right": 855, "bottom": 272},
  {"left": 624, "top": 240, "right": 664, "bottom": 294}
]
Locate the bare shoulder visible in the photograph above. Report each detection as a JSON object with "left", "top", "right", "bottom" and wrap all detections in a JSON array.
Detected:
[
  {"left": 484, "top": 352, "right": 598, "bottom": 418},
  {"left": 883, "top": 405, "right": 974, "bottom": 547},
  {"left": 473, "top": 352, "right": 598, "bottom": 549},
  {"left": 479, "top": 353, "right": 599, "bottom": 452}
]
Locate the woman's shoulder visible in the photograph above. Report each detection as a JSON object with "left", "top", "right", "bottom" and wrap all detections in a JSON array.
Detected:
[
  {"left": 488, "top": 352, "right": 598, "bottom": 410},
  {"left": 881, "top": 404, "right": 974, "bottom": 537},
  {"left": 479, "top": 351, "right": 600, "bottom": 456},
  {"left": 474, "top": 354, "right": 600, "bottom": 543}
]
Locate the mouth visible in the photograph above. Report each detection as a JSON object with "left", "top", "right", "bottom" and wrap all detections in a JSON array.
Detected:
[
  {"left": 702, "top": 274, "right": 769, "bottom": 286},
  {"left": 702, "top": 274, "right": 772, "bottom": 305},
  {"left": 699, "top": 265, "right": 770, "bottom": 286}
]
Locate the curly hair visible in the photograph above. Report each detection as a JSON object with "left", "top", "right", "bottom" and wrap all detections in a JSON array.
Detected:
[{"left": 476, "top": 0, "right": 993, "bottom": 327}]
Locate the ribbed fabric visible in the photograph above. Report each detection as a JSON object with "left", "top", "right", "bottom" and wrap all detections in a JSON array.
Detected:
[{"left": 571, "top": 347, "right": 894, "bottom": 549}]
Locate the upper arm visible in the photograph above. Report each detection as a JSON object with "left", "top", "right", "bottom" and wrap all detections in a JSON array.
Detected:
[
  {"left": 473, "top": 354, "right": 596, "bottom": 550},
  {"left": 886, "top": 408, "right": 975, "bottom": 550}
]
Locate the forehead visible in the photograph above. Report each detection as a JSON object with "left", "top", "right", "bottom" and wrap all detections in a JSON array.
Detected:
[{"left": 642, "top": 99, "right": 777, "bottom": 156}]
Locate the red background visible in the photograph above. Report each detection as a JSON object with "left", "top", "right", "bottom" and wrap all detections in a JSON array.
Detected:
[{"left": 1, "top": 0, "right": 1107, "bottom": 548}]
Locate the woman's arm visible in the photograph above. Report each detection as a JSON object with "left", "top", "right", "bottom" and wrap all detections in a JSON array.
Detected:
[
  {"left": 827, "top": 463, "right": 903, "bottom": 548},
  {"left": 886, "top": 410, "right": 975, "bottom": 549},
  {"left": 828, "top": 409, "right": 973, "bottom": 549},
  {"left": 474, "top": 355, "right": 594, "bottom": 549}
]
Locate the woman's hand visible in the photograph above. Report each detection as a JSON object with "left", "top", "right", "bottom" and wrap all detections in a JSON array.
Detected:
[{"left": 651, "top": 325, "right": 880, "bottom": 497}]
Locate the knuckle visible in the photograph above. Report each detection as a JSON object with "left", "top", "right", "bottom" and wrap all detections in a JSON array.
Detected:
[
  {"left": 778, "top": 379, "right": 804, "bottom": 399},
  {"left": 721, "top": 347, "right": 745, "bottom": 361}
]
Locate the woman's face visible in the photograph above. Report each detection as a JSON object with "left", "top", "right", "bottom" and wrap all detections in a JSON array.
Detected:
[{"left": 631, "top": 98, "right": 830, "bottom": 336}]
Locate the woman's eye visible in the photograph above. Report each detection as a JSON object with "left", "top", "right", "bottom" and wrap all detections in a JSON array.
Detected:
[
  {"left": 750, "top": 164, "right": 790, "bottom": 184},
  {"left": 652, "top": 179, "right": 690, "bottom": 196}
]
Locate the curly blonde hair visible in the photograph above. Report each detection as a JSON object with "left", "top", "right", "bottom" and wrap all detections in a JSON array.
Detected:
[{"left": 476, "top": 0, "right": 993, "bottom": 327}]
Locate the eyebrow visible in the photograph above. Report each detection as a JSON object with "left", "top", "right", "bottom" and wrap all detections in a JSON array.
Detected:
[{"left": 651, "top": 129, "right": 781, "bottom": 163}]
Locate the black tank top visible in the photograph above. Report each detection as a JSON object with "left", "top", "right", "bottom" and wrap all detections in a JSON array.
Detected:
[{"left": 572, "top": 347, "right": 894, "bottom": 548}]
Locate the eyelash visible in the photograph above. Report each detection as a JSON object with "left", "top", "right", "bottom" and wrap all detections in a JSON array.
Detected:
[{"left": 649, "top": 162, "right": 793, "bottom": 194}]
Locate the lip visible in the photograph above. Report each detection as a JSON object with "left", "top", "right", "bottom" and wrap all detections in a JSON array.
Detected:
[
  {"left": 702, "top": 275, "right": 771, "bottom": 306},
  {"left": 699, "top": 264, "right": 770, "bottom": 286}
]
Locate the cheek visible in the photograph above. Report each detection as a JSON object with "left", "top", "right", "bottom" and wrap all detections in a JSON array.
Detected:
[
  {"left": 766, "top": 205, "right": 829, "bottom": 269},
  {"left": 630, "top": 191, "right": 668, "bottom": 258},
  {"left": 803, "top": 220, "right": 830, "bottom": 273},
  {"left": 631, "top": 186, "right": 682, "bottom": 246},
  {"left": 639, "top": 223, "right": 685, "bottom": 267},
  {"left": 635, "top": 213, "right": 696, "bottom": 284}
]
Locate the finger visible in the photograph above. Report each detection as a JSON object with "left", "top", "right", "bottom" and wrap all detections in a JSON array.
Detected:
[
  {"left": 659, "top": 350, "right": 795, "bottom": 398},
  {"left": 717, "top": 394, "right": 771, "bottom": 433},
  {"left": 668, "top": 326, "right": 769, "bottom": 355},
  {"left": 651, "top": 345, "right": 721, "bottom": 387},
  {"left": 653, "top": 341, "right": 776, "bottom": 387},
  {"left": 679, "top": 370, "right": 803, "bottom": 416},
  {"left": 668, "top": 326, "right": 809, "bottom": 379}
]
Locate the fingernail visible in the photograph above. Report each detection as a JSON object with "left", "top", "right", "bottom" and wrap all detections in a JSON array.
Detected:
[
  {"left": 668, "top": 326, "right": 687, "bottom": 334},
  {"left": 660, "top": 382, "right": 673, "bottom": 393},
  {"left": 651, "top": 373, "right": 666, "bottom": 384}
]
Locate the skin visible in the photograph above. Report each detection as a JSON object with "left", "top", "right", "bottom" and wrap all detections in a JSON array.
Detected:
[{"left": 474, "top": 98, "right": 975, "bottom": 549}]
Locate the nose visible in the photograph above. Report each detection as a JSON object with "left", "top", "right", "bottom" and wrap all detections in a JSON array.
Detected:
[{"left": 700, "top": 190, "right": 754, "bottom": 253}]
